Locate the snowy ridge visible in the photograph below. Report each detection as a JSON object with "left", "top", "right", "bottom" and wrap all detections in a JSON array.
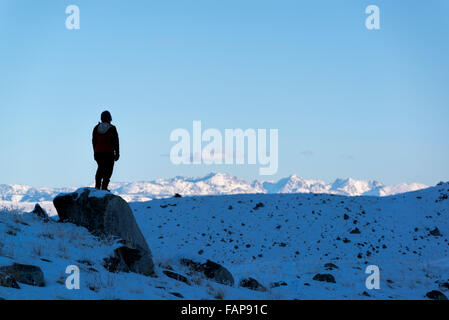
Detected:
[
  {"left": 0, "top": 182, "right": 448, "bottom": 299},
  {"left": 0, "top": 173, "right": 429, "bottom": 205}
]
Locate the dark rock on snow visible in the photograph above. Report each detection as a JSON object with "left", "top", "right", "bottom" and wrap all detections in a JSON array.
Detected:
[
  {"left": 271, "top": 281, "right": 288, "bottom": 288},
  {"left": 253, "top": 202, "right": 265, "bottom": 210},
  {"left": 439, "top": 282, "right": 449, "bottom": 290},
  {"left": 180, "top": 258, "right": 235, "bottom": 286},
  {"left": 103, "top": 246, "right": 149, "bottom": 275},
  {"left": 0, "top": 264, "right": 45, "bottom": 287},
  {"left": 313, "top": 273, "right": 336, "bottom": 283},
  {"left": 163, "top": 270, "right": 190, "bottom": 285},
  {"left": 324, "top": 263, "right": 339, "bottom": 270},
  {"left": 0, "top": 272, "right": 20, "bottom": 289},
  {"left": 425, "top": 290, "right": 447, "bottom": 300},
  {"left": 169, "top": 292, "right": 184, "bottom": 298},
  {"left": 239, "top": 277, "right": 267, "bottom": 292},
  {"left": 429, "top": 227, "right": 442, "bottom": 237},
  {"left": 31, "top": 203, "right": 49, "bottom": 220}
]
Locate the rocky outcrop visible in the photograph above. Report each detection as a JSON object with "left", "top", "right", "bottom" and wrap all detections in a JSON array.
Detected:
[
  {"left": 0, "top": 264, "right": 45, "bottom": 287},
  {"left": 53, "top": 188, "right": 154, "bottom": 276}
]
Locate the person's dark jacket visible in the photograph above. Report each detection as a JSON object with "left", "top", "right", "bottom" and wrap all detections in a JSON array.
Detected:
[{"left": 92, "top": 122, "right": 120, "bottom": 160}]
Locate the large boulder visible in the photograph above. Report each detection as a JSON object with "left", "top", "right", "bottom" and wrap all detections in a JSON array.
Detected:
[{"left": 53, "top": 188, "right": 154, "bottom": 276}]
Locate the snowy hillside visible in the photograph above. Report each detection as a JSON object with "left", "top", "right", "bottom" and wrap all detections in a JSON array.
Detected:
[
  {"left": 0, "top": 182, "right": 448, "bottom": 299},
  {"left": 0, "top": 173, "right": 428, "bottom": 215}
]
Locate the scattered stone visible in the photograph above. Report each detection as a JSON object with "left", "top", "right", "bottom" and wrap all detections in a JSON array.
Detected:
[
  {"left": 239, "top": 277, "right": 266, "bottom": 292},
  {"left": 253, "top": 202, "right": 265, "bottom": 210},
  {"left": 313, "top": 273, "right": 336, "bottom": 283},
  {"left": 104, "top": 246, "right": 146, "bottom": 275},
  {"left": 180, "top": 258, "right": 234, "bottom": 286},
  {"left": 169, "top": 292, "right": 184, "bottom": 298},
  {"left": 77, "top": 259, "right": 92, "bottom": 266},
  {"left": 271, "top": 281, "right": 288, "bottom": 288},
  {"left": 278, "top": 242, "right": 287, "bottom": 247},
  {"left": 429, "top": 227, "right": 442, "bottom": 237},
  {"left": 31, "top": 204, "right": 49, "bottom": 221},
  {"left": 170, "top": 292, "right": 184, "bottom": 299},
  {"left": 425, "top": 290, "right": 448, "bottom": 300},
  {"left": 163, "top": 270, "right": 190, "bottom": 285},
  {"left": 324, "top": 263, "right": 338, "bottom": 271},
  {"left": 350, "top": 228, "right": 361, "bottom": 234},
  {"left": 0, "top": 272, "right": 20, "bottom": 289},
  {"left": 0, "top": 264, "right": 45, "bottom": 287},
  {"left": 439, "top": 282, "right": 449, "bottom": 291}
]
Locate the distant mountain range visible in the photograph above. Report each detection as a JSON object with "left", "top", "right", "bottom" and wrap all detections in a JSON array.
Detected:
[{"left": 0, "top": 173, "right": 429, "bottom": 204}]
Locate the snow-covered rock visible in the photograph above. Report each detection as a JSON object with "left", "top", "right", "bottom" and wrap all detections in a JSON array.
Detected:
[{"left": 53, "top": 188, "right": 154, "bottom": 276}]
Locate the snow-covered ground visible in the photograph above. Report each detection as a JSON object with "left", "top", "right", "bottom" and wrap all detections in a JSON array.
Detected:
[
  {"left": 0, "top": 173, "right": 428, "bottom": 215},
  {"left": 0, "top": 182, "right": 448, "bottom": 300}
]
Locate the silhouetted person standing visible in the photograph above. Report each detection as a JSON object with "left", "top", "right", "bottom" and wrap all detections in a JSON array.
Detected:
[{"left": 92, "top": 111, "right": 120, "bottom": 191}]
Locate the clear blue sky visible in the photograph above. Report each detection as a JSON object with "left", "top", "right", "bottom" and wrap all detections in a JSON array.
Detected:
[{"left": 1, "top": 0, "right": 448, "bottom": 188}]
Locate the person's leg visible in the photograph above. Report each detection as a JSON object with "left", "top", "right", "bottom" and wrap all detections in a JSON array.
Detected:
[
  {"left": 95, "top": 157, "right": 103, "bottom": 189},
  {"left": 95, "top": 153, "right": 106, "bottom": 189},
  {"left": 101, "top": 154, "right": 115, "bottom": 191}
]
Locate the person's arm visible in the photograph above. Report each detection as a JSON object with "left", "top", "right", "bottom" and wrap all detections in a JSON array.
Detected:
[
  {"left": 92, "top": 126, "right": 97, "bottom": 152},
  {"left": 112, "top": 126, "right": 120, "bottom": 161}
]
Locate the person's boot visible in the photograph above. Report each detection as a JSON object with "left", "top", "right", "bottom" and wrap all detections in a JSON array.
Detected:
[
  {"left": 95, "top": 179, "right": 102, "bottom": 190},
  {"left": 101, "top": 179, "right": 110, "bottom": 192}
]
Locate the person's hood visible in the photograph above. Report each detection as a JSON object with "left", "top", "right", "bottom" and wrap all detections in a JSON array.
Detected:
[{"left": 97, "top": 122, "right": 112, "bottom": 134}]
